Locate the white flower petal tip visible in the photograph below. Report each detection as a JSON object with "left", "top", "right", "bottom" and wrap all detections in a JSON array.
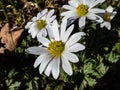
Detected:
[
  {"left": 64, "top": 52, "right": 79, "bottom": 63},
  {"left": 67, "top": 18, "right": 76, "bottom": 26},
  {"left": 106, "top": 6, "right": 114, "bottom": 13},
  {"left": 98, "top": 0, "right": 105, "bottom": 3},
  {"left": 25, "top": 47, "right": 37, "bottom": 54},
  {"left": 33, "top": 54, "right": 47, "bottom": 68},
  {"left": 25, "top": 48, "right": 30, "bottom": 53},
  {"left": 26, "top": 46, "right": 47, "bottom": 55},
  {"left": 25, "top": 9, "right": 56, "bottom": 38},
  {"left": 79, "top": 32, "right": 86, "bottom": 36},
  {"left": 51, "top": 59, "right": 60, "bottom": 79},
  {"left": 68, "top": 43, "right": 85, "bottom": 53},
  {"left": 25, "top": 22, "right": 33, "bottom": 29},
  {"left": 62, "top": 55, "right": 73, "bottom": 76}
]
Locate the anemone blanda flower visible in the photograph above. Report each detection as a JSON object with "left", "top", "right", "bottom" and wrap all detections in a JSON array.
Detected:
[
  {"left": 100, "top": 6, "right": 117, "bottom": 30},
  {"left": 25, "top": 9, "right": 56, "bottom": 38},
  {"left": 61, "top": 0, "right": 105, "bottom": 28},
  {"left": 26, "top": 19, "right": 85, "bottom": 79}
]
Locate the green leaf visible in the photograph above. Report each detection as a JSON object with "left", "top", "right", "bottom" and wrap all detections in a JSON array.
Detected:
[
  {"left": 6, "top": 79, "right": 13, "bottom": 86},
  {"left": 79, "top": 80, "right": 87, "bottom": 90},
  {"left": 54, "top": 83, "right": 64, "bottom": 90},
  {"left": 25, "top": 76, "right": 39, "bottom": 90},
  {"left": 83, "top": 62, "right": 94, "bottom": 75},
  {"left": 8, "top": 81, "right": 21, "bottom": 90},
  {"left": 96, "top": 63, "right": 108, "bottom": 78},
  {"left": 112, "top": 42, "right": 120, "bottom": 53},
  {"left": 8, "top": 69, "right": 18, "bottom": 78},
  {"left": 85, "top": 76, "right": 96, "bottom": 87}
]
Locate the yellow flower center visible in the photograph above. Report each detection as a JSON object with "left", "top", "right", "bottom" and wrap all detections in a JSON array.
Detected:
[
  {"left": 36, "top": 20, "right": 47, "bottom": 29},
  {"left": 76, "top": 4, "right": 88, "bottom": 16},
  {"left": 103, "top": 13, "right": 111, "bottom": 21},
  {"left": 48, "top": 41, "right": 65, "bottom": 56}
]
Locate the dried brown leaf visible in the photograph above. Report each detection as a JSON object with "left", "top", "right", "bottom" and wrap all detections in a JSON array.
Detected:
[{"left": 0, "top": 23, "right": 23, "bottom": 53}]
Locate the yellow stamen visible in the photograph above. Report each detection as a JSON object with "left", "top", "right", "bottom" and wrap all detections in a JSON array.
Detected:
[
  {"left": 36, "top": 20, "right": 47, "bottom": 29},
  {"left": 103, "top": 13, "right": 111, "bottom": 21},
  {"left": 48, "top": 41, "right": 65, "bottom": 56},
  {"left": 76, "top": 4, "right": 88, "bottom": 16}
]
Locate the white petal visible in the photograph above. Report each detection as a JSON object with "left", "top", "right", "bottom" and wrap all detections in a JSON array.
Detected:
[
  {"left": 94, "top": 15, "right": 103, "bottom": 23},
  {"left": 61, "top": 24, "right": 74, "bottom": 42},
  {"left": 61, "top": 11, "right": 77, "bottom": 19},
  {"left": 37, "top": 36, "right": 50, "bottom": 47},
  {"left": 90, "top": 8, "right": 105, "bottom": 13},
  {"left": 47, "top": 26, "right": 54, "bottom": 39},
  {"left": 60, "top": 19, "right": 67, "bottom": 39},
  {"left": 100, "top": 22, "right": 106, "bottom": 28},
  {"left": 34, "top": 53, "right": 48, "bottom": 68},
  {"left": 106, "top": 6, "right": 113, "bottom": 13},
  {"left": 67, "top": 18, "right": 76, "bottom": 26},
  {"left": 97, "top": 0, "right": 105, "bottom": 3},
  {"left": 62, "top": 5, "right": 75, "bottom": 10},
  {"left": 84, "top": 0, "right": 94, "bottom": 5},
  {"left": 37, "top": 9, "right": 48, "bottom": 19},
  {"left": 61, "top": 11, "right": 71, "bottom": 16},
  {"left": 32, "top": 16, "right": 37, "bottom": 21},
  {"left": 107, "top": 23, "right": 111, "bottom": 30},
  {"left": 38, "top": 29, "right": 47, "bottom": 37},
  {"left": 61, "top": 54, "right": 73, "bottom": 75},
  {"left": 36, "top": 30, "right": 43, "bottom": 38},
  {"left": 87, "top": 13, "right": 96, "bottom": 20},
  {"left": 67, "top": 43, "right": 85, "bottom": 52},
  {"left": 28, "top": 23, "right": 36, "bottom": 33},
  {"left": 64, "top": 51, "right": 79, "bottom": 63},
  {"left": 52, "top": 57, "right": 60, "bottom": 79},
  {"left": 25, "top": 22, "right": 33, "bottom": 29},
  {"left": 44, "top": 59, "right": 56, "bottom": 77},
  {"left": 105, "top": 22, "right": 111, "bottom": 30},
  {"left": 89, "top": 0, "right": 105, "bottom": 8},
  {"left": 78, "top": 0, "right": 83, "bottom": 4},
  {"left": 47, "top": 9, "right": 55, "bottom": 18},
  {"left": 83, "top": 0, "right": 89, "bottom": 4},
  {"left": 49, "top": 15, "right": 56, "bottom": 22},
  {"left": 36, "top": 12, "right": 42, "bottom": 19},
  {"left": 68, "top": 0, "right": 79, "bottom": 7},
  {"left": 52, "top": 20, "right": 60, "bottom": 40},
  {"left": 39, "top": 54, "right": 52, "bottom": 74},
  {"left": 41, "top": 9, "right": 48, "bottom": 16},
  {"left": 26, "top": 46, "right": 47, "bottom": 55},
  {"left": 110, "top": 11, "right": 117, "bottom": 20},
  {"left": 79, "top": 17, "right": 86, "bottom": 28},
  {"left": 29, "top": 29, "right": 39, "bottom": 38},
  {"left": 28, "top": 23, "right": 39, "bottom": 38},
  {"left": 43, "top": 29, "right": 47, "bottom": 37},
  {"left": 65, "top": 32, "right": 85, "bottom": 48}
]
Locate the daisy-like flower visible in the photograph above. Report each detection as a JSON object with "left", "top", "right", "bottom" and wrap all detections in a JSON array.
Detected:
[
  {"left": 26, "top": 19, "right": 85, "bottom": 79},
  {"left": 25, "top": 9, "right": 56, "bottom": 38},
  {"left": 61, "top": 0, "right": 105, "bottom": 28},
  {"left": 100, "top": 6, "right": 117, "bottom": 30}
]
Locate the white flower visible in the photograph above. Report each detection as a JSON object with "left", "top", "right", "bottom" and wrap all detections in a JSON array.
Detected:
[
  {"left": 61, "top": 0, "right": 105, "bottom": 28},
  {"left": 26, "top": 19, "right": 85, "bottom": 79},
  {"left": 25, "top": 9, "right": 56, "bottom": 38},
  {"left": 100, "top": 6, "right": 117, "bottom": 30}
]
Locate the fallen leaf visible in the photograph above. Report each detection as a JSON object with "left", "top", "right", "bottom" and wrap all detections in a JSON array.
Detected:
[{"left": 0, "top": 23, "right": 23, "bottom": 53}]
